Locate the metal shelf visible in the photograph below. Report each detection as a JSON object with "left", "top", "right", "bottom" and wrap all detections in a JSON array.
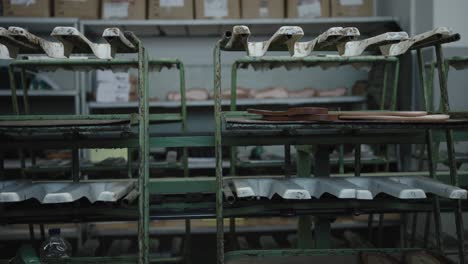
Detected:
[
  {"left": 81, "top": 17, "right": 401, "bottom": 37},
  {"left": 88, "top": 96, "right": 366, "bottom": 110},
  {"left": 0, "top": 90, "right": 78, "bottom": 97}
]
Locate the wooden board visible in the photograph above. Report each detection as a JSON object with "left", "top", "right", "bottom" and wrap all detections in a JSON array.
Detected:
[
  {"left": 339, "top": 114, "right": 449, "bottom": 122},
  {"left": 247, "top": 107, "right": 328, "bottom": 117},
  {"left": 332, "top": 111, "right": 428, "bottom": 117},
  {"left": 263, "top": 114, "right": 339, "bottom": 122}
]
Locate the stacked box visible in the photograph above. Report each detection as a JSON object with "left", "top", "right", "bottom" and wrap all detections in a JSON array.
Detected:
[
  {"left": 2, "top": 0, "right": 51, "bottom": 17},
  {"left": 241, "top": 0, "right": 284, "bottom": 19},
  {"left": 287, "top": 0, "right": 330, "bottom": 18},
  {"left": 54, "top": 0, "right": 100, "bottom": 19},
  {"left": 148, "top": 0, "right": 194, "bottom": 19},
  {"left": 330, "top": 0, "right": 373, "bottom": 17},
  {"left": 102, "top": 0, "right": 146, "bottom": 19},
  {"left": 95, "top": 70, "right": 131, "bottom": 103},
  {"left": 195, "top": 0, "right": 240, "bottom": 19}
]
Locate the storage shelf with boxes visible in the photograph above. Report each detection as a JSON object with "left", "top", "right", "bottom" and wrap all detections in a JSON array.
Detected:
[
  {"left": 102, "top": 0, "right": 146, "bottom": 20},
  {"left": 54, "top": 0, "right": 100, "bottom": 19},
  {"left": 1, "top": 0, "right": 375, "bottom": 20}
]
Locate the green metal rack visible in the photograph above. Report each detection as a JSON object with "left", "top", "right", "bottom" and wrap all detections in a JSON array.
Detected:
[
  {"left": 2, "top": 58, "right": 188, "bottom": 177},
  {"left": 213, "top": 26, "right": 467, "bottom": 264},
  {"left": 0, "top": 27, "right": 174, "bottom": 264},
  {"left": 227, "top": 55, "right": 400, "bottom": 177}
]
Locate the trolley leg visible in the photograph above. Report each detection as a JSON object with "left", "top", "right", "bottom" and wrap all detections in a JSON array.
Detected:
[
  {"left": 313, "top": 145, "right": 332, "bottom": 249},
  {"left": 296, "top": 146, "right": 313, "bottom": 249}
]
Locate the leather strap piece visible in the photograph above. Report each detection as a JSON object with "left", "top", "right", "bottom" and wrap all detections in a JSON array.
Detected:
[
  {"left": 247, "top": 107, "right": 328, "bottom": 116},
  {"left": 247, "top": 107, "right": 446, "bottom": 123},
  {"left": 263, "top": 114, "right": 339, "bottom": 122},
  {"left": 338, "top": 114, "right": 450, "bottom": 122},
  {"left": 333, "top": 111, "right": 428, "bottom": 117}
]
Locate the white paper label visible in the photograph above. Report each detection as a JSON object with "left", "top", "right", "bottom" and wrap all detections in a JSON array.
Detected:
[
  {"left": 298, "top": 0, "right": 321, "bottom": 18},
  {"left": 160, "top": 0, "right": 184, "bottom": 7},
  {"left": 103, "top": 2, "right": 129, "bottom": 19},
  {"left": 259, "top": 7, "right": 269, "bottom": 17},
  {"left": 340, "top": 0, "right": 364, "bottom": 6},
  {"left": 10, "top": 0, "right": 36, "bottom": 5},
  {"left": 259, "top": 0, "right": 268, "bottom": 17},
  {"left": 204, "top": 0, "right": 228, "bottom": 18}
]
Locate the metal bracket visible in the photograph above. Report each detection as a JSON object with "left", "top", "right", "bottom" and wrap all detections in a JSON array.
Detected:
[
  {"left": 380, "top": 27, "right": 451, "bottom": 56},
  {"left": 338, "top": 31, "right": 409, "bottom": 57}
]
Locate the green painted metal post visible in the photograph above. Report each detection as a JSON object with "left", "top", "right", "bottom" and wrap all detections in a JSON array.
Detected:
[
  {"left": 137, "top": 40, "right": 150, "bottom": 264},
  {"left": 400, "top": 213, "right": 407, "bottom": 248},
  {"left": 179, "top": 61, "right": 188, "bottom": 179},
  {"left": 20, "top": 68, "right": 30, "bottom": 115},
  {"left": 8, "top": 66, "right": 19, "bottom": 115},
  {"left": 0, "top": 152, "right": 4, "bottom": 179},
  {"left": 434, "top": 44, "right": 465, "bottom": 264},
  {"left": 380, "top": 63, "right": 389, "bottom": 110},
  {"left": 72, "top": 148, "right": 80, "bottom": 182},
  {"left": 214, "top": 41, "right": 225, "bottom": 264},
  {"left": 9, "top": 66, "right": 26, "bottom": 179},
  {"left": 296, "top": 146, "right": 312, "bottom": 177},
  {"left": 391, "top": 60, "right": 400, "bottom": 111},
  {"left": 354, "top": 144, "right": 361, "bottom": 176},
  {"left": 417, "top": 49, "right": 443, "bottom": 253},
  {"left": 427, "top": 63, "right": 435, "bottom": 112},
  {"left": 313, "top": 146, "right": 332, "bottom": 249},
  {"left": 284, "top": 145, "right": 291, "bottom": 177},
  {"left": 423, "top": 212, "right": 431, "bottom": 248},
  {"left": 127, "top": 148, "right": 133, "bottom": 178},
  {"left": 229, "top": 63, "right": 238, "bottom": 177},
  {"left": 338, "top": 145, "right": 344, "bottom": 174},
  {"left": 417, "top": 50, "right": 429, "bottom": 112},
  {"left": 178, "top": 61, "right": 192, "bottom": 264},
  {"left": 367, "top": 214, "right": 374, "bottom": 243},
  {"left": 296, "top": 146, "right": 313, "bottom": 249},
  {"left": 378, "top": 214, "right": 384, "bottom": 247}
]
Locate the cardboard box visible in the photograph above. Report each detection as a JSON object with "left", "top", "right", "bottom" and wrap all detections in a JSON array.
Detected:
[
  {"left": 148, "top": 0, "right": 194, "bottom": 19},
  {"left": 241, "top": 0, "right": 284, "bottom": 19},
  {"left": 287, "top": 0, "right": 329, "bottom": 18},
  {"left": 54, "top": 0, "right": 100, "bottom": 19},
  {"left": 195, "top": 0, "right": 240, "bottom": 19},
  {"left": 96, "top": 70, "right": 131, "bottom": 102},
  {"left": 102, "top": 0, "right": 146, "bottom": 19},
  {"left": 331, "top": 0, "right": 373, "bottom": 17},
  {"left": 2, "top": 0, "right": 51, "bottom": 17}
]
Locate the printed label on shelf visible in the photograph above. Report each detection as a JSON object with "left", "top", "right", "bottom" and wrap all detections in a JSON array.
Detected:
[
  {"left": 160, "top": 0, "right": 184, "bottom": 7},
  {"left": 298, "top": 0, "right": 321, "bottom": 17},
  {"left": 339, "top": 0, "right": 364, "bottom": 6},
  {"left": 204, "top": 0, "right": 228, "bottom": 18},
  {"left": 259, "top": 0, "right": 269, "bottom": 17},
  {"left": 259, "top": 7, "right": 269, "bottom": 17},
  {"left": 103, "top": 2, "right": 129, "bottom": 19},
  {"left": 10, "top": 0, "right": 36, "bottom": 5}
]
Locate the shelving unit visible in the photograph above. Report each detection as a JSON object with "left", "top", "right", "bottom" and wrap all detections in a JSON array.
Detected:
[
  {"left": 0, "top": 26, "right": 153, "bottom": 263},
  {"left": 1, "top": 15, "right": 467, "bottom": 264},
  {"left": 212, "top": 25, "right": 467, "bottom": 264}
]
